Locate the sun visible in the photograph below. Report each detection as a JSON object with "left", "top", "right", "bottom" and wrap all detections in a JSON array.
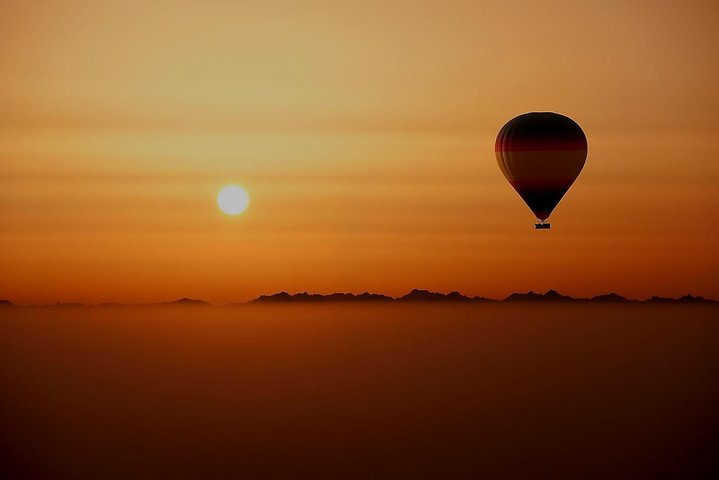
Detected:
[{"left": 217, "top": 185, "right": 250, "bottom": 215}]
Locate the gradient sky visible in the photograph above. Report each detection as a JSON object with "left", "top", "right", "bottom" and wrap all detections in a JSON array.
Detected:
[{"left": 1, "top": 0, "right": 718, "bottom": 304}]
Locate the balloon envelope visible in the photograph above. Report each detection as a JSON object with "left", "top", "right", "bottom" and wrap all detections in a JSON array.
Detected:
[{"left": 495, "top": 112, "right": 587, "bottom": 221}]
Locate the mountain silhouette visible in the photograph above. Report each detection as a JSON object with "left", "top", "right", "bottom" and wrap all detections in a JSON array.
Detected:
[
  {"left": 251, "top": 291, "right": 394, "bottom": 303},
  {"left": 400, "top": 289, "right": 470, "bottom": 302},
  {"left": 646, "top": 294, "right": 713, "bottom": 304},
  {"left": 160, "top": 298, "right": 209, "bottom": 306},
  {"left": 2, "top": 291, "right": 715, "bottom": 307},
  {"left": 250, "top": 289, "right": 716, "bottom": 304},
  {"left": 590, "top": 293, "right": 631, "bottom": 302},
  {"left": 504, "top": 289, "right": 576, "bottom": 302},
  {"left": 396, "top": 289, "right": 495, "bottom": 302},
  {"left": 106, "top": 298, "right": 211, "bottom": 307}
]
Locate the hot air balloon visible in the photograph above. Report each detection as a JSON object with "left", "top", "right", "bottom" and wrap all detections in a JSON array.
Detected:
[{"left": 495, "top": 112, "right": 587, "bottom": 229}]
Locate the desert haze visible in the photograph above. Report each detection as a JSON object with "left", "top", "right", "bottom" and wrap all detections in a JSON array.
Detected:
[{"left": 2, "top": 302, "right": 718, "bottom": 479}]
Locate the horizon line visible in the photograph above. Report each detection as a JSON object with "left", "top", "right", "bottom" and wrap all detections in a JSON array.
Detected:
[{"left": 1, "top": 288, "right": 716, "bottom": 308}]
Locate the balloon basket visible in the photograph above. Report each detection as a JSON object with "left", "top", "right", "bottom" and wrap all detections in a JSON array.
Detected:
[{"left": 535, "top": 222, "right": 551, "bottom": 230}]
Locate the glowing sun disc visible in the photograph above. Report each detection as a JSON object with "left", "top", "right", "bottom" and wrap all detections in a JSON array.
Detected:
[{"left": 217, "top": 185, "right": 250, "bottom": 215}]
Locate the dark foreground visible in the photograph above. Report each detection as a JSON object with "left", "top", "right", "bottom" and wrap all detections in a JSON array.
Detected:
[{"left": 1, "top": 304, "right": 718, "bottom": 479}]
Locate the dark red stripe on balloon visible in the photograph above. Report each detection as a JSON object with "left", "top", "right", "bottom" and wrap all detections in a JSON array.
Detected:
[{"left": 495, "top": 140, "right": 587, "bottom": 152}]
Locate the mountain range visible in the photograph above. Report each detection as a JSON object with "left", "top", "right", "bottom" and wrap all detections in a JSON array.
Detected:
[
  {"left": 1, "top": 290, "right": 715, "bottom": 308},
  {"left": 248, "top": 289, "right": 715, "bottom": 304}
]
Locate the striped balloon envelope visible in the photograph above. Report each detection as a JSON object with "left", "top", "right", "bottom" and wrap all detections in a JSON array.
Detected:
[{"left": 495, "top": 112, "right": 587, "bottom": 229}]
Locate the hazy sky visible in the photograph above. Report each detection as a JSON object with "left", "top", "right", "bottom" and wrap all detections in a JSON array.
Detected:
[{"left": 1, "top": 0, "right": 718, "bottom": 304}]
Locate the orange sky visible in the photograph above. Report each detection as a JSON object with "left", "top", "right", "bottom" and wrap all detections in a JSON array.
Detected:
[{"left": 1, "top": 0, "right": 718, "bottom": 304}]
